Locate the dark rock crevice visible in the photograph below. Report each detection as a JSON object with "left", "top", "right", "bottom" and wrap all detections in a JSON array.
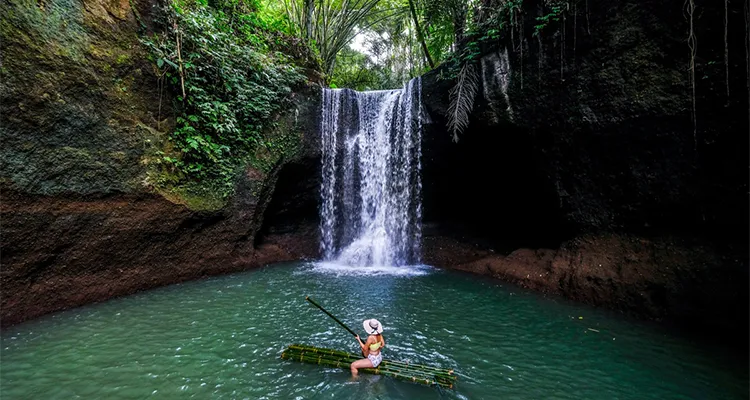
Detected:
[
  {"left": 421, "top": 118, "right": 573, "bottom": 252},
  {"left": 257, "top": 157, "right": 321, "bottom": 242},
  {"left": 253, "top": 156, "right": 322, "bottom": 260}
]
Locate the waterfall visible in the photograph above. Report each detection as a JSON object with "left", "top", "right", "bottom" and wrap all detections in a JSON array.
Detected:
[{"left": 319, "top": 78, "right": 422, "bottom": 267}]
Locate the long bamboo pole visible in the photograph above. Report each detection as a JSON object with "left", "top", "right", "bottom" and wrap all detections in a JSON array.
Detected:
[{"left": 305, "top": 296, "right": 358, "bottom": 338}]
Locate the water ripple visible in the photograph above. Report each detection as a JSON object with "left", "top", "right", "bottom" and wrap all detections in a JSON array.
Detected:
[{"left": 1, "top": 262, "right": 746, "bottom": 400}]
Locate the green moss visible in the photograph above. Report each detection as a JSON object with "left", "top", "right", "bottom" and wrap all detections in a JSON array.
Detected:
[
  {"left": 249, "top": 114, "right": 303, "bottom": 173},
  {"left": 115, "top": 53, "right": 131, "bottom": 64},
  {"left": 139, "top": 103, "right": 306, "bottom": 212},
  {"left": 1, "top": 0, "right": 90, "bottom": 62},
  {"left": 1, "top": 0, "right": 163, "bottom": 196},
  {"left": 159, "top": 183, "right": 229, "bottom": 211},
  {"left": 57, "top": 146, "right": 92, "bottom": 160},
  {"left": 110, "top": 151, "right": 127, "bottom": 162},
  {"left": 2, "top": 0, "right": 314, "bottom": 212}
]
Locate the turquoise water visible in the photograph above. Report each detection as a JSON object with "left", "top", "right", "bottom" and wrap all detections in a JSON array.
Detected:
[{"left": 1, "top": 262, "right": 747, "bottom": 399}]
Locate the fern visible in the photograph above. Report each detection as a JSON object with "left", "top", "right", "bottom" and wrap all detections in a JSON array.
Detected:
[{"left": 447, "top": 62, "right": 480, "bottom": 142}]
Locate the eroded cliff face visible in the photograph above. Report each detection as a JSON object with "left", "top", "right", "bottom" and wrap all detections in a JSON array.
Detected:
[
  {"left": 0, "top": 0, "right": 163, "bottom": 195},
  {"left": 422, "top": 0, "right": 748, "bottom": 238},
  {"left": 0, "top": 0, "right": 321, "bottom": 326},
  {"left": 419, "top": 0, "right": 748, "bottom": 337}
]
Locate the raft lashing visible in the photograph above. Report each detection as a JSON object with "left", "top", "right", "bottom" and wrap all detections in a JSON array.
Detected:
[{"left": 280, "top": 344, "right": 457, "bottom": 389}]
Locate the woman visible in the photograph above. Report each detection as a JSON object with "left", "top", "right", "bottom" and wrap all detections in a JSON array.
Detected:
[{"left": 350, "top": 318, "right": 385, "bottom": 377}]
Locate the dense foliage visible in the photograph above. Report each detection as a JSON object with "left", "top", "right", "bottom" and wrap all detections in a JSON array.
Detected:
[
  {"left": 141, "top": 0, "right": 306, "bottom": 206},
  {"left": 274, "top": 0, "right": 531, "bottom": 89},
  {"left": 141, "top": 0, "right": 584, "bottom": 199}
]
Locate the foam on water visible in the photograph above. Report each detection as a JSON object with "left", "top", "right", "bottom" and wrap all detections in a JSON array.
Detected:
[{"left": 302, "top": 261, "right": 432, "bottom": 277}]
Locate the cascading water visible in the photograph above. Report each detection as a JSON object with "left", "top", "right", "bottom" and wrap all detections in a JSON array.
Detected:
[{"left": 319, "top": 78, "right": 422, "bottom": 268}]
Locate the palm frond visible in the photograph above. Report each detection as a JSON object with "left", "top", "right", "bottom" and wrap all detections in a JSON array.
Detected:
[
  {"left": 283, "top": 0, "right": 386, "bottom": 76},
  {"left": 446, "top": 62, "right": 479, "bottom": 142}
]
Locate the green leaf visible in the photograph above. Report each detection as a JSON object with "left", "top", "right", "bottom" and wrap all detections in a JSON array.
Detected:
[{"left": 165, "top": 59, "right": 179, "bottom": 69}]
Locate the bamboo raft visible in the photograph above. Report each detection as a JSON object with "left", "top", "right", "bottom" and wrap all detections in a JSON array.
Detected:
[{"left": 281, "top": 344, "right": 457, "bottom": 389}]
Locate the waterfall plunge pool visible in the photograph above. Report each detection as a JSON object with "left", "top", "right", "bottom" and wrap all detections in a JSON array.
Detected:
[{"left": 1, "top": 262, "right": 747, "bottom": 399}]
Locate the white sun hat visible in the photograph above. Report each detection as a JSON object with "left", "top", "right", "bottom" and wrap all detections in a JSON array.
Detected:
[{"left": 363, "top": 319, "right": 383, "bottom": 335}]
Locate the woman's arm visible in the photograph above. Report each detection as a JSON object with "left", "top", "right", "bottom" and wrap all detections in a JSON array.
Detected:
[{"left": 356, "top": 335, "right": 371, "bottom": 356}]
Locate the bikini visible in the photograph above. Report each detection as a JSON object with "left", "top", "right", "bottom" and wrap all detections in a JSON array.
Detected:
[{"left": 367, "top": 338, "right": 383, "bottom": 368}]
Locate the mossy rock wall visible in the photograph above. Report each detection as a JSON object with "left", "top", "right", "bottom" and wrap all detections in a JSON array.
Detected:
[
  {"left": 0, "top": 0, "right": 322, "bottom": 326},
  {"left": 0, "top": 0, "right": 167, "bottom": 195}
]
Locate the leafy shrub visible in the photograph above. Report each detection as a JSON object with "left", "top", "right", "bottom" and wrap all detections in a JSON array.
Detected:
[{"left": 141, "top": 0, "right": 305, "bottom": 202}]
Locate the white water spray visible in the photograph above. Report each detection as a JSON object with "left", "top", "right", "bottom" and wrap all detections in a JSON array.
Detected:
[{"left": 319, "top": 78, "right": 422, "bottom": 267}]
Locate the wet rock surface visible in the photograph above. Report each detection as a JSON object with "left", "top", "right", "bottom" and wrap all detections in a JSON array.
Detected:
[
  {"left": 0, "top": 174, "right": 320, "bottom": 326},
  {"left": 0, "top": 0, "right": 321, "bottom": 326},
  {"left": 418, "top": 0, "right": 748, "bottom": 339},
  {"left": 423, "top": 234, "right": 748, "bottom": 345}
]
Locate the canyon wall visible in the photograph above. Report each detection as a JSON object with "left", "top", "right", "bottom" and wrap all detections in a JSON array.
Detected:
[
  {"left": 0, "top": 0, "right": 320, "bottom": 326},
  {"left": 418, "top": 0, "right": 748, "bottom": 339}
]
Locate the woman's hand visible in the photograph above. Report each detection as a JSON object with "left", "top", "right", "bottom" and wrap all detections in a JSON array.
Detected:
[{"left": 356, "top": 335, "right": 367, "bottom": 357}]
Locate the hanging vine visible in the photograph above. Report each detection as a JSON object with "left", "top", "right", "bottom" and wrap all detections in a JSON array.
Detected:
[
  {"left": 573, "top": 1, "right": 577, "bottom": 61},
  {"left": 510, "top": 6, "right": 516, "bottom": 49},
  {"left": 534, "top": 1, "right": 567, "bottom": 85},
  {"left": 745, "top": 0, "right": 749, "bottom": 131},
  {"left": 520, "top": 17, "right": 525, "bottom": 90},
  {"left": 538, "top": 33, "right": 543, "bottom": 88},
  {"left": 685, "top": 0, "right": 697, "bottom": 151},
  {"left": 725, "top": 0, "right": 730, "bottom": 99},
  {"left": 585, "top": 0, "right": 590, "bottom": 34},
  {"left": 509, "top": 4, "right": 526, "bottom": 90},
  {"left": 561, "top": 5, "right": 566, "bottom": 79}
]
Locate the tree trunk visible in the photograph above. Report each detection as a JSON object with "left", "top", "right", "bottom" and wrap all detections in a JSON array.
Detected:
[
  {"left": 304, "top": 0, "right": 315, "bottom": 40},
  {"left": 452, "top": 2, "right": 467, "bottom": 49},
  {"left": 408, "top": 0, "right": 435, "bottom": 68}
]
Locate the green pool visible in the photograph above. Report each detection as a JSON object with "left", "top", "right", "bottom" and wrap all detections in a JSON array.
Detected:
[{"left": 1, "top": 262, "right": 747, "bottom": 399}]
